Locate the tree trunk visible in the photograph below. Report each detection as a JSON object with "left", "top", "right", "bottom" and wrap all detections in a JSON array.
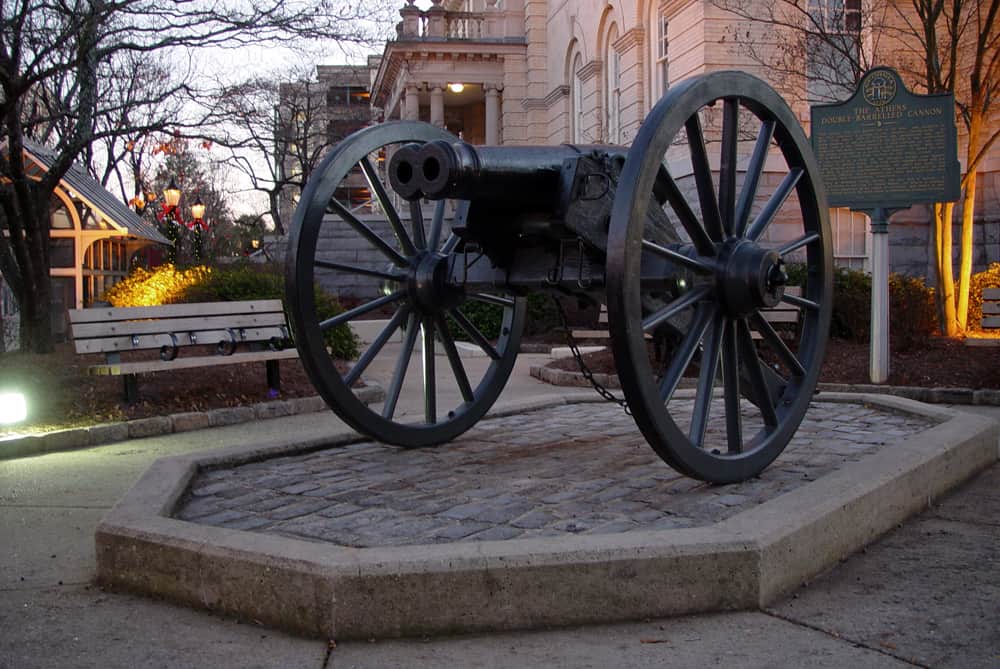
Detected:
[
  {"left": 955, "top": 110, "right": 983, "bottom": 333},
  {"left": 18, "top": 263, "right": 54, "bottom": 353},
  {"left": 935, "top": 201, "right": 958, "bottom": 335}
]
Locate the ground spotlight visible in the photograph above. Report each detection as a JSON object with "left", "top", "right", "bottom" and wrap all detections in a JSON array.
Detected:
[{"left": 0, "top": 391, "right": 27, "bottom": 425}]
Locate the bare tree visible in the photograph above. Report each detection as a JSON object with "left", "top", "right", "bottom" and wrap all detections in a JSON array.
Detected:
[
  {"left": 0, "top": 0, "right": 393, "bottom": 353},
  {"left": 714, "top": 0, "right": 999, "bottom": 335},
  {"left": 203, "top": 63, "right": 372, "bottom": 236}
]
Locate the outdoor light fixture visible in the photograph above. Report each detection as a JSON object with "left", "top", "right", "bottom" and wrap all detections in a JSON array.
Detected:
[
  {"left": 163, "top": 179, "right": 182, "bottom": 210},
  {"left": 447, "top": 82, "right": 465, "bottom": 93},
  {"left": 190, "top": 196, "right": 206, "bottom": 222},
  {"left": 0, "top": 391, "right": 27, "bottom": 425}
]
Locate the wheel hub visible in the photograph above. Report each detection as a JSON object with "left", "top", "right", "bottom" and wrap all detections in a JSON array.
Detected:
[
  {"left": 408, "top": 251, "right": 465, "bottom": 313},
  {"left": 718, "top": 240, "right": 786, "bottom": 317}
]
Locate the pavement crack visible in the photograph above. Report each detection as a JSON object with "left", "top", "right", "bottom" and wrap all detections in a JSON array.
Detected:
[{"left": 762, "top": 608, "right": 933, "bottom": 668}]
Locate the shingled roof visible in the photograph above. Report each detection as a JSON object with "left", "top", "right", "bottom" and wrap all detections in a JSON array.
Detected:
[{"left": 21, "top": 139, "right": 169, "bottom": 244}]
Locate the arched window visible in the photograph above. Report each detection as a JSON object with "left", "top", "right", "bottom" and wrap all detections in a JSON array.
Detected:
[
  {"left": 605, "top": 24, "right": 621, "bottom": 143},
  {"left": 572, "top": 53, "right": 585, "bottom": 143},
  {"left": 648, "top": 6, "right": 669, "bottom": 107}
]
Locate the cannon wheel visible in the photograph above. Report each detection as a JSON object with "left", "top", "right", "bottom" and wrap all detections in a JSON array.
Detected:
[
  {"left": 286, "top": 121, "right": 526, "bottom": 447},
  {"left": 606, "top": 71, "right": 833, "bottom": 484}
]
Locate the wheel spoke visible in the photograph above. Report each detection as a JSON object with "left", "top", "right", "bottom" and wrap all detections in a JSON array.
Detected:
[
  {"left": 327, "top": 198, "right": 408, "bottom": 267},
  {"left": 441, "top": 233, "right": 460, "bottom": 256},
  {"left": 659, "top": 304, "right": 714, "bottom": 402},
  {"left": 344, "top": 307, "right": 409, "bottom": 386},
  {"left": 746, "top": 167, "right": 803, "bottom": 242},
  {"left": 320, "top": 290, "right": 405, "bottom": 331},
  {"left": 642, "top": 239, "right": 715, "bottom": 275},
  {"left": 435, "top": 314, "right": 474, "bottom": 402},
  {"left": 737, "top": 319, "right": 778, "bottom": 427},
  {"left": 382, "top": 311, "right": 419, "bottom": 420},
  {"left": 653, "top": 166, "right": 716, "bottom": 256},
  {"left": 734, "top": 119, "right": 776, "bottom": 239},
  {"left": 721, "top": 320, "right": 743, "bottom": 453},
  {"left": 778, "top": 232, "right": 821, "bottom": 257},
  {"left": 408, "top": 199, "right": 427, "bottom": 249},
  {"left": 361, "top": 156, "right": 416, "bottom": 256},
  {"left": 642, "top": 285, "right": 712, "bottom": 332},
  {"left": 782, "top": 291, "right": 819, "bottom": 311},
  {"left": 314, "top": 259, "right": 405, "bottom": 282},
  {"left": 470, "top": 292, "right": 516, "bottom": 308},
  {"left": 719, "top": 97, "right": 739, "bottom": 237},
  {"left": 749, "top": 312, "right": 806, "bottom": 376},
  {"left": 428, "top": 199, "right": 447, "bottom": 251},
  {"left": 449, "top": 308, "right": 500, "bottom": 360},
  {"left": 421, "top": 316, "right": 437, "bottom": 424},
  {"left": 685, "top": 114, "right": 725, "bottom": 242},
  {"left": 689, "top": 311, "right": 724, "bottom": 448}
]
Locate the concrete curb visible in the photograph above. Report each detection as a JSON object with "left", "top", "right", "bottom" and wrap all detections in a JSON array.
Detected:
[
  {"left": 0, "top": 385, "right": 384, "bottom": 461},
  {"left": 94, "top": 393, "right": 998, "bottom": 640},
  {"left": 529, "top": 364, "right": 1000, "bottom": 405}
]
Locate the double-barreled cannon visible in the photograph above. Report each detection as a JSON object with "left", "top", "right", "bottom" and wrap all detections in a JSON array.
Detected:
[{"left": 286, "top": 71, "right": 833, "bottom": 484}]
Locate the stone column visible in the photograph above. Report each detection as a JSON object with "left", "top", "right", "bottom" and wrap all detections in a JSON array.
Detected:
[
  {"left": 485, "top": 85, "right": 501, "bottom": 144},
  {"left": 404, "top": 84, "right": 420, "bottom": 120},
  {"left": 430, "top": 86, "right": 444, "bottom": 127}
]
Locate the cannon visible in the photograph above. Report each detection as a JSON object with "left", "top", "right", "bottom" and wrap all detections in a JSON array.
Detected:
[{"left": 285, "top": 71, "right": 833, "bottom": 484}]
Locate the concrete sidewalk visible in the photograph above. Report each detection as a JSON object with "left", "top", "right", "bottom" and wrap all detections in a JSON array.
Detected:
[{"left": 1, "top": 351, "right": 998, "bottom": 668}]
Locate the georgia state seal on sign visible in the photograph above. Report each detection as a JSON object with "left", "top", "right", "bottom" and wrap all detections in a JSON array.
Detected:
[{"left": 863, "top": 70, "right": 897, "bottom": 107}]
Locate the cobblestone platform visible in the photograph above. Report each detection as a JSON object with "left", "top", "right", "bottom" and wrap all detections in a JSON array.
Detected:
[{"left": 176, "top": 400, "right": 934, "bottom": 547}]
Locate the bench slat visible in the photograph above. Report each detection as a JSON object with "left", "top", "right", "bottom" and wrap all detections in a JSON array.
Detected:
[
  {"left": 982, "top": 315, "right": 1000, "bottom": 329},
  {"left": 71, "top": 312, "right": 287, "bottom": 339},
  {"left": 983, "top": 302, "right": 1000, "bottom": 315},
  {"left": 73, "top": 326, "right": 290, "bottom": 355},
  {"left": 68, "top": 300, "right": 284, "bottom": 324},
  {"left": 87, "top": 348, "right": 299, "bottom": 376},
  {"left": 982, "top": 287, "right": 1000, "bottom": 300}
]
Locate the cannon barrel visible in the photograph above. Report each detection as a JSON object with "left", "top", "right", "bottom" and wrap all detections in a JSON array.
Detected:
[{"left": 388, "top": 139, "right": 602, "bottom": 207}]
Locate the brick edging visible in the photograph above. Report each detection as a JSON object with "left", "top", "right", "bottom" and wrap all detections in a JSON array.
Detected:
[
  {"left": 0, "top": 386, "right": 383, "bottom": 461},
  {"left": 529, "top": 364, "right": 1000, "bottom": 406}
]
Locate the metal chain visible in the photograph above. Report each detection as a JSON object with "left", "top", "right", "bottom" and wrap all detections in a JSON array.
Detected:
[{"left": 552, "top": 296, "right": 630, "bottom": 415}]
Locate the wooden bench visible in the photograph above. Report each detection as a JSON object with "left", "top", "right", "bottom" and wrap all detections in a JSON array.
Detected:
[
  {"left": 981, "top": 287, "right": 1000, "bottom": 330},
  {"left": 752, "top": 286, "right": 802, "bottom": 339},
  {"left": 68, "top": 300, "right": 298, "bottom": 403}
]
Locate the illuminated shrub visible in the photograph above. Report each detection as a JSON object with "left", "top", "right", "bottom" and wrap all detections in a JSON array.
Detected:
[
  {"left": 969, "top": 262, "right": 1000, "bottom": 332},
  {"left": 102, "top": 264, "right": 211, "bottom": 307}
]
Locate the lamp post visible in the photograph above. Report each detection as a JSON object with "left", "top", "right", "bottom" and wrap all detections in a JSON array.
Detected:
[{"left": 189, "top": 196, "right": 207, "bottom": 262}]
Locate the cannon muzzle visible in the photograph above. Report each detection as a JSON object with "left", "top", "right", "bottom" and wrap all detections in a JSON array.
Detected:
[{"left": 388, "top": 139, "right": 585, "bottom": 207}]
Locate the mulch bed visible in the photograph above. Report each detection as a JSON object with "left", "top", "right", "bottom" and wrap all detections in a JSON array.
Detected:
[{"left": 3, "top": 335, "right": 997, "bottom": 437}]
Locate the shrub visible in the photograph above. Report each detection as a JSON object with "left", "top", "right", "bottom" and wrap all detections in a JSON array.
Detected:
[
  {"left": 830, "top": 266, "right": 872, "bottom": 343},
  {"left": 782, "top": 264, "right": 936, "bottom": 351},
  {"left": 888, "top": 274, "right": 936, "bottom": 351},
  {"left": 969, "top": 262, "right": 1000, "bottom": 332}
]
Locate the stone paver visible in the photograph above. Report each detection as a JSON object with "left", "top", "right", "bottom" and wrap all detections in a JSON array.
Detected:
[{"left": 175, "top": 400, "right": 934, "bottom": 548}]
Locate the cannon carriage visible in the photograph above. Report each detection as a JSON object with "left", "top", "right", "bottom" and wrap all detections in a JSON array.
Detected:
[{"left": 286, "top": 71, "right": 833, "bottom": 484}]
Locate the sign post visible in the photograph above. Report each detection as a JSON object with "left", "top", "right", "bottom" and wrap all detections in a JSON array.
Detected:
[{"left": 811, "top": 67, "right": 960, "bottom": 383}]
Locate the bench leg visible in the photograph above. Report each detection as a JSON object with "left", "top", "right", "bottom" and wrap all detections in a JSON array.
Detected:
[
  {"left": 123, "top": 374, "right": 139, "bottom": 404},
  {"left": 266, "top": 360, "right": 281, "bottom": 395}
]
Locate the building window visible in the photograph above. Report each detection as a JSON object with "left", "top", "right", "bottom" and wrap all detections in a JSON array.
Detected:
[
  {"left": 48, "top": 238, "right": 75, "bottom": 268},
  {"left": 605, "top": 25, "right": 621, "bottom": 144},
  {"left": 806, "top": 0, "right": 861, "bottom": 102},
  {"left": 572, "top": 53, "right": 585, "bottom": 143},
  {"left": 647, "top": 8, "right": 669, "bottom": 107},
  {"left": 50, "top": 202, "right": 73, "bottom": 229},
  {"left": 831, "top": 208, "right": 868, "bottom": 270}
]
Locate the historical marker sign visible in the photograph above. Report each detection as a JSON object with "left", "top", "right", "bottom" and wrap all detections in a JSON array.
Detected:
[
  {"left": 811, "top": 67, "right": 960, "bottom": 385},
  {"left": 811, "top": 67, "right": 961, "bottom": 210}
]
